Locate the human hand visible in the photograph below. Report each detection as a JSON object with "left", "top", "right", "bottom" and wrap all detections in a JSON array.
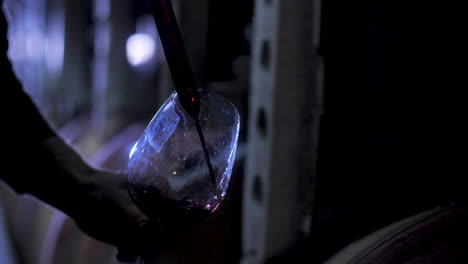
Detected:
[
  {"left": 23, "top": 137, "right": 149, "bottom": 262},
  {"left": 23, "top": 136, "right": 220, "bottom": 262},
  {"left": 67, "top": 169, "right": 149, "bottom": 262}
]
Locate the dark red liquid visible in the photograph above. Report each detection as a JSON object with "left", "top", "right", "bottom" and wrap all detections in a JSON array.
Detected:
[
  {"left": 131, "top": 185, "right": 211, "bottom": 225},
  {"left": 195, "top": 122, "right": 216, "bottom": 185},
  {"left": 147, "top": 0, "right": 200, "bottom": 120},
  {"left": 130, "top": 185, "right": 211, "bottom": 259}
]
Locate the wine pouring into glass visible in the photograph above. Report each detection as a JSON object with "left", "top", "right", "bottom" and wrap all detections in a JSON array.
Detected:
[
  {"left": 125, "top": 0, "right": 240, "bottom": 232},
  {"left": 146, "top": 0, "right": 216, "bottom": 185}
]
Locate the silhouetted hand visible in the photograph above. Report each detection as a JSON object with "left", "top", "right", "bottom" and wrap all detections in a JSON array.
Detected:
[
  {"left": 68, "top": 169, "right": 149, "bottom": 262},
  {"left": 12, "top": 136, "right": 218, "bottom": 262},
  {"left": 24, "top": 137, "right": 149, "bottom": 262}
]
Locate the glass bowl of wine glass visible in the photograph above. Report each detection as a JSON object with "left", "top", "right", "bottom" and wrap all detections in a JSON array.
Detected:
[{"left": 125, "top": 89, "right": 240, "bottom": 224}]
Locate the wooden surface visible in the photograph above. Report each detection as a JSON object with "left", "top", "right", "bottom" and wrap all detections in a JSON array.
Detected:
[{"left": 325, "top": 204, "right": 468, "bottom": 264}]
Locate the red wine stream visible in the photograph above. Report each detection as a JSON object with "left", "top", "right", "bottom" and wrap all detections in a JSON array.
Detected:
[
  {"left": 147, "top": 0, "right": 216, "bottom": 185},
  {"left": 195, "top": 122, "right": 216, "bottom": 185},
  {"left": 147, "top": 0, "right": 200, "bottom": 119}
]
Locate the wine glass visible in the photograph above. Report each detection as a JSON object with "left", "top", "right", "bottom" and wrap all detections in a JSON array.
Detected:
[{"left": 125, "top": 89, "right": 240, "bottom": 224}]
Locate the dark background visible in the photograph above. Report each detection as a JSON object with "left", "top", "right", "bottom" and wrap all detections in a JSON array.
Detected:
[
  {"left": 312, "top": 1, "right": 466, "bottom": 262},
  {"left": 1, "top": 0, "right": 466, "bottom": 263}
]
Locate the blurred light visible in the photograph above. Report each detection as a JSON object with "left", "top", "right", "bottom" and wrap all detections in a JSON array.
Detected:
[
  {"left": 94, "top": 0, "right": 110, "bottom": 21},
  {"left": 129, "top": 141, "right": 138, "bottom": 159},
  {"left": 126, "top": 33, "right": 156, "bottom": 67},
  {"left": 46, "top": 5, "right": 65, "bottom": 75},
  {"left": 4, "top": 0, "right": 47, "bottom": 101},
  {"left": 94, "top": 23, "right": 110, "bottom": 56}
]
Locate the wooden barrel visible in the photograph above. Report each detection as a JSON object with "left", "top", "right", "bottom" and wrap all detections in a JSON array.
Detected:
[{"left": 325, "top": 204, "right": 468, "bottom": 264}]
